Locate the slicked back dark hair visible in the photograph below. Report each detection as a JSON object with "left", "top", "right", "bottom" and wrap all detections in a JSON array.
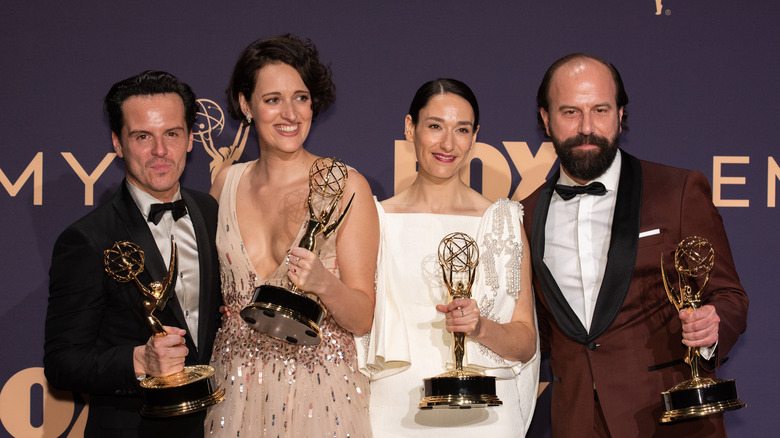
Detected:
[
  {"left": 408, "top": 78, "right": 480, "bottom": 129},
  {"left": 104, "top": 70, "right": 198, "bottom": 136},
  {"left": 536, "top": 53, "right": 629, "bottom": 136},
  {"left": 227, "top": 34, "right": 336, "bottom": 124}
]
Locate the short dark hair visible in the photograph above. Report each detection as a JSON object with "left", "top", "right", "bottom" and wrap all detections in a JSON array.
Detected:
[
  {"left": 104, "top": 70, "right": 198, "bottom": 136},
  {"left": 536, "top": 53, "right": 629, "bottom": 136},
  {"left": 408, "top": 78, "right": 480, "bottom": 129},
  {"left": 227, "top": 34, "right": 336, "bottom": 124}
]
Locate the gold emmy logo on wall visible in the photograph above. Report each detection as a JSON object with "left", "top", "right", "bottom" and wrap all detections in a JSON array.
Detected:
[
  {"left": 654, "top": 0, "right": 669, "bottom": 15},
  {"left": 194, "top": 99, "right": 250, "bottom": 183}
]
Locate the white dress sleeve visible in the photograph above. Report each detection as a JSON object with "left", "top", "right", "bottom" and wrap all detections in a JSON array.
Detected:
[
  {"left": 464, "top": 199, "right": 541, "bottom": 433},
  {"left": 355, "top": 199, "right": 411, "bottom": 379}
]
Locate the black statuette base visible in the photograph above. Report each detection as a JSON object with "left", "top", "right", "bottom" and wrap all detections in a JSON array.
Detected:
[
  {"left": 240, "top": 285, "right": 325, "bottom": 346},
  {"left": 660, "top": 378, "right": 745, "bottom": 423},
  {"left": 420, "top": 374, "right": 502, "bottom": 409},
  {"left": 139, "top": 365, "right": 225, "bottom": 417}
]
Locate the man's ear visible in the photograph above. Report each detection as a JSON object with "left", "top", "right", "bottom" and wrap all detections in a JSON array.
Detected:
[
  {"left": 540, "top": 108, "right": 551, "bottom": 137},
  {"left": 111, "top": 132, "right": 124, "bottom": 158}
]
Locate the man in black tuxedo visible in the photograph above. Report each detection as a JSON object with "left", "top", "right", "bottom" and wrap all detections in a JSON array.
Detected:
[{"left": 44, "top": 71, "right": 222, "bottom": 437}]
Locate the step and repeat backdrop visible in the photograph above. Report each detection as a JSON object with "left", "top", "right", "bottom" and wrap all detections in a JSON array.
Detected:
[{"left": 0, "top": 0, "right": 775, "bottom": 436}]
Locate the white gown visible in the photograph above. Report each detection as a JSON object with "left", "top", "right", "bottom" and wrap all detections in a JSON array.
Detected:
[{"left": 357, "top": 199, "right": 540, "bottom": 437}]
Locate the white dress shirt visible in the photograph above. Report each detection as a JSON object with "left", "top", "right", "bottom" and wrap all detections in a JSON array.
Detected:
[
  {"left": 126, "top": 181, "right": 200, "bottom": 346},
  {"left": 542, "top": 155, "right": 716, "bottom": 359},
  {"left": 544, "top": 153, "right": 622, "bottom": 331}
]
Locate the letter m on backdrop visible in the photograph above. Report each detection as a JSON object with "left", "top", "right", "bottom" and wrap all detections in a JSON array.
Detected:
[{"left": 0, "top": 152, "right": 43, "bottom": 205}]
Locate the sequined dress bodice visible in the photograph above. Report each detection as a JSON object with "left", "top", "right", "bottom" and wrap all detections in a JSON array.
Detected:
[{"left": 205, "top": 161, "right": 371, "bottom": 437}]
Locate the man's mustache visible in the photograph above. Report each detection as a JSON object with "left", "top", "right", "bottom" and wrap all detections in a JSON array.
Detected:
[{"left": 560, "top": 134, "right": 611, "bottom": 149}]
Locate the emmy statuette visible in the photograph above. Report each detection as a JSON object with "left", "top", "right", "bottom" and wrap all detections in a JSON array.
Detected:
[
  {"left": 419, "top": 232, "right": 502, "bottom": 409},
  {"left": 240, "top": 157, "right": 355, "bottom": 346},
  {"left": 659, "top": 235, "right": 745, "bottom": 423},
  {"left": 103, "top": 240, "right": 225, "bottom": 417}
]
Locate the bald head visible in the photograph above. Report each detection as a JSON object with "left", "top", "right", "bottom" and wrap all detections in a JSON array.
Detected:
[
  {"left": 536, "top": 54, "right": 626, "bottom": 184},
  {"left": 536, "top": 53, "right": 629, "bottom": 136}
]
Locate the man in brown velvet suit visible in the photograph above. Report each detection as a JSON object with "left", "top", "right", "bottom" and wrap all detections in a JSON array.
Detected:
[{"left": 522, "top": 53, "right": 748, "bottom": 437}]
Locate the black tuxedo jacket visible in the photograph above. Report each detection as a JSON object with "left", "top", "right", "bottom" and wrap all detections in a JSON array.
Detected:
[
  {"left": 523, "top": 150, "right": 748, "bottom": 438},
  {"left": 44, "top": 181, "right": 221, "bottom": 437}
]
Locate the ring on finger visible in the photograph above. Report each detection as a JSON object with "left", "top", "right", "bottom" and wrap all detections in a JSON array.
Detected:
[
  {"left": 297, "top": 256, "right": 301, "bottom": 262},
  {"left": 460, "top": 309, "right": 465, "bottom": 316}
]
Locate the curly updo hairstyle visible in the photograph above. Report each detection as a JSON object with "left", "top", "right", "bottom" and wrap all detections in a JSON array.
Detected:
[{"left": 227, "top": 34, "right": 336, "bottom": 124}]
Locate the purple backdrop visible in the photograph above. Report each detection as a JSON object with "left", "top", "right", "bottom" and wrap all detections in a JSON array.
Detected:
[{"left": 0, "top": 0, "right": 775, "bottom": 436}]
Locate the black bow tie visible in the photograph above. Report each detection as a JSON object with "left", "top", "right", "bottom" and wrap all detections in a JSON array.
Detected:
[
  {"left": 148, "top": 199, "right": 188, "bottom": 225},
  {"left": 554, "top": 182, "right": 607, "bottom": 201}
]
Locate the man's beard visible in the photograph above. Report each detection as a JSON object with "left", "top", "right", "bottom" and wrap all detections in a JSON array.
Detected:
[{"left": 551, "top": 131, "right": 620, "bottom": 182}]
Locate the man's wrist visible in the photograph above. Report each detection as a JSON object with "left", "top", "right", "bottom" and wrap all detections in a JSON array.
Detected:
[{"left": 132, "top": 345, "right": 147, "bottom": 376}]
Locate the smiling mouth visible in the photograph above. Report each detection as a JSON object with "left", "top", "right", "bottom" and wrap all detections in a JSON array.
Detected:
[
  {"left": 276, "top": 124, "right": 299, "bottom": 133},
  {"left": 433, "top": 153, "right": 456, "bottom": 162}
]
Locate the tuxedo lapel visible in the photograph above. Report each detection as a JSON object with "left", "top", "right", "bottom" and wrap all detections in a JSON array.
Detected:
[
  {"left": 588, "top": 150, "right": 642, "bottom": 340},
  {"left": 112, "top": 182, "right": 193, "bottom": 350},
  {"left": 532, "top": 150, "right": 644, "bottom": 344},
  {"left": 112, "top": 182, "right": 167, "bottom": 282},
  {"left": 181, "top": 189, "right": 216, "bottom": 360},
  {"left": 531, "top": 169, "right": 590, "bottom": 344}
]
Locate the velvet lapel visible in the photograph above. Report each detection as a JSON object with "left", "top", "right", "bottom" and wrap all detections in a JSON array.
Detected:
[
  {"left": 531, "top": 150, "right": 643, "bottom": 344},
  {"left": 588, "top": 150, "right": 642, "bottom": 340},
  {"left": 531, "top": 169, "right": 590, "bottom": 343}
]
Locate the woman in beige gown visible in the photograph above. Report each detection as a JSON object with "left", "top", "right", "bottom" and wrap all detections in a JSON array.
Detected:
[{"left": 205, "top": 34, "right": 378, "bottom": 437}]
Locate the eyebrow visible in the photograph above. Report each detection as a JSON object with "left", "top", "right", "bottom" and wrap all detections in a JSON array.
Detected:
[
  {"left": 424, "top": 116, "right": 474, "bottom": 127},
  {"left": 557, "top": 102, "right": 614, "bottom": 111},
  {"left": 261, "top": 90, "right": 310, "bottom": 98},
  {"left": 126, "top": 126, "right": 186, "bottom": 136}
]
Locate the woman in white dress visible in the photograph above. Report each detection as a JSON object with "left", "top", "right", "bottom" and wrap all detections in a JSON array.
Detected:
[{"left": 358, "top": 79, "right": 540, "bottom": 437}]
